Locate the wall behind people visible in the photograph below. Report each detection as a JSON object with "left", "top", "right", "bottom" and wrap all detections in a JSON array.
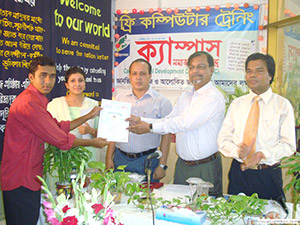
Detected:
[{"left": 0, "top": 0, "right": 112, "bottom": 158}]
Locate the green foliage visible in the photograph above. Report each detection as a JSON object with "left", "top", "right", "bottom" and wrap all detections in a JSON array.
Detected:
[
  {"left": 124, "top": 182, "right": 141, "bottom": 196},
  {"left": 272, "top": 60, "right": 300, "bottom": 125},
  {"left": 72, "top": 160, "right": 88, "bottom": 217},
  {"left": 281, "top": 153, "right": 300, "bottom": 218},
  {"left": 126, "top": 187, "right": 185, "bottom": 211},
  {"left": 128, "top": 187, "right": 266, "bottom": 224},
  {"left": 87, "top": 161, "right": 133, "bottom": 194},
  {"left": 189, "top": 193, "right": 267, "bottom": 224},
  {"left": 285, "top": 63, "right": 300, "bottom": 126},
  {"left": 217, "top": 85, "right": 249, "bottom": 114},
  {"left": 43, "top": 145, "right": 92, "bottom": 184}
]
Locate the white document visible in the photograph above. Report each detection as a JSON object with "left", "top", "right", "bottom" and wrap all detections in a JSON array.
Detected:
[{"left": 97, "top": 99, "right": 131, "bottom": 142}]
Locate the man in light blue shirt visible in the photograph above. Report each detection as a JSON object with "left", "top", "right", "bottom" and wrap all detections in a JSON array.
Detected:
[{"left": 106, "top": 58, "right": 172, "bottom": 182}]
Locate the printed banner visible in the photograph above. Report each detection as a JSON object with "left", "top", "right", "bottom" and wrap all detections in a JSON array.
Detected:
[
  {"left": 114, "top": 7, "right": 261, "bottom": 90},
  {"left": 0, "top": 0, "right": 112, "bottom": 158}
]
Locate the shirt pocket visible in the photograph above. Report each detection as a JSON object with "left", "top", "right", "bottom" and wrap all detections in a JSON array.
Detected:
[
  {"left": 260, "top": 114, "right": 280, "bottom": 141},
  {"left": 144, "top": 108, "right": 161, "bottom": 119}
]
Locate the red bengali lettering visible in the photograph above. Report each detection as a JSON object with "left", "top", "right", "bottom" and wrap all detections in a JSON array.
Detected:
[{"left": 135, "top": 37, "right": 222, "bottom": 65}]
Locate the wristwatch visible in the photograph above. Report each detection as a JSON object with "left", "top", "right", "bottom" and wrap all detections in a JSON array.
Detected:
[
  {"left": 149, "top": 123, "right": 153, "bottom": 133},
  {"left": 159, "top": 164, "right": 168, "bottom": 170}
]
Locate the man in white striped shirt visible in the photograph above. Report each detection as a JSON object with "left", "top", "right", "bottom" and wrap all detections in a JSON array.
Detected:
[
  {"left": 128, "top": 52, "right": 225, "bottom": 196},
  {"left": 106, "top": 58, "right": 172, "bottom": 182}
]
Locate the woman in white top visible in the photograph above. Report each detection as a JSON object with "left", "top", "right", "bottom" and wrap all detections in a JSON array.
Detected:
[{"left": 47, "top": 66, "right": 101, "bottom": 162}]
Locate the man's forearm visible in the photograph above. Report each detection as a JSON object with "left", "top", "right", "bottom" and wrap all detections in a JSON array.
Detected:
[
  {"left": 152, "top": 134, "right": 171, "bottom": 180},
  {"left": 106, "top": 142, "right": 116, "bottom": 169},
  {"left": 70, "top": 114, "right": 90, "bottom": 131},
  {"left": 71, "top": 137, "right": 108, "bottom": 149},
  {"left": 70, "top": 106, "right": 100, "bottom": 131},
  {"left": 72, "top": 137, "right": 95, "bottom": 147},
  {"left": 106, "top": 142, "right": 116, "bottom": 161},
  {"left": 159, "top": 134, "right": 171, "bottom": 165}
]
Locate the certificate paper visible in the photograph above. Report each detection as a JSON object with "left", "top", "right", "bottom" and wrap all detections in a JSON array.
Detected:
[{"left": 97, "top": 99, "right": 131, "bottom": 142}]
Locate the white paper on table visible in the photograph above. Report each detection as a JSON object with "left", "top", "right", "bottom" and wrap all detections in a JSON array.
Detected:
[
  {"left": 80, "top": 108, "right": 95, "bottom": 139},
  {"left": 97, "top": 99, "right": 131, "bottom": 142},
  {"left": 153, "top": 184, "right": 191, "bottom": 203}
]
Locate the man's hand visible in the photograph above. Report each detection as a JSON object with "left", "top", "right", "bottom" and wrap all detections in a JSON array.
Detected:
[
  {"left": 87, "top": 106, "right": 102, "bottom": 119},
  {"left": 126, "top": 115, "right": 141, "bottom": 126},
  {"left": 106, "top": 158, "right": 115, "bottom": 170},
  {"left": 128, "top": 121, "right": 150, "bottom": 134},
  {"left": 240, "top": 152, "right": 266, "bottom": 171},
  {"left": 238, "top": 138, "right": 256, "bottom": 160},
  {"left": 91, "top": 137, "right": 108, "bottom": 148},
  {"left": 153, "top": 166, "right": 166, "bottom": 180}
]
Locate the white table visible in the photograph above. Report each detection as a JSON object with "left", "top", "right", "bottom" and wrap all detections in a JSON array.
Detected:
[
  {"left": 38, "top": 184, "right": 300, "bottom": 225},
  {"left": 111, "top": 195, "right": 300, "bottom": 225}
]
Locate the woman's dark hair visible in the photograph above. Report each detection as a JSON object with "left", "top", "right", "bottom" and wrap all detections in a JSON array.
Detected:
[{"left": 65, "top": 67, "right": 86, "bottom": 83}]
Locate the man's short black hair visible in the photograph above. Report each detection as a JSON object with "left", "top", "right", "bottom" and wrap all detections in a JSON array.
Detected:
[
  {"left": 187, "top": 51, "right": 214, "bottom": 67},
  {"left": 65, "top": 67, "right": 86, "bottom": 83},
  {"left": 29, "top": 56, "right": 55, "bottom": 75},
  {"left": 129, "top": 58, "right": 152, "bottom": 74},
  {"left": 245, "top": 53, "right": 275, "bottom": 84}
]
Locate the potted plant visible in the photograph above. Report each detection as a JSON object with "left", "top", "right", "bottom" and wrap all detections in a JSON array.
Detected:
[
  {"left": 281, "top": 152, "right": 300, "bottom": 219},
  {"left": 43, "top": 144, "right": 92, "bottom": 196},
  {"left": 87, "top": 161, "right": 136, "bottom": 203},
  {"left": 187, "top": 193, "right": 267, "bottom": 224}
]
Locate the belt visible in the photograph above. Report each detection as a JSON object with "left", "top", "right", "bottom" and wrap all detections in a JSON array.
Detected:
[
  {"left": 182, "top": 152, "right": 218, "bottom": 166},
  {"left": 250, "top": 162, "right": 280, "bottom": 170},
  {"left": 119, "top": 148, "right": 156, "bottom": 159}
]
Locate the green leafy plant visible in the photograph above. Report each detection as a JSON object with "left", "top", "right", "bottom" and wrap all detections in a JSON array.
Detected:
[
  {"left": 128, "top": 187, "right": 266, "bottom": 224},
  {"left": 126, "top": 186, "right": 185, "bottom": 211},
  {"left": 217, "top": 85, "right": 249, "bottom": 113},
  {"left": 189, "top": 193, "right": 267, "bottom": 225},
  {"left": 272, "top": 60, "right": 300, "bottom": 125},
  {"left": 43, "top": 145, "right": 92, "bottom": 184},
  {"left": 87, "top": 161, "right": 133, "bottom": 194},
  {"left": 281, "top": 153, "right": 300, "bottom": 218},
  {"left": 130, "top": 193, "right": 266, "bottom": 224}
]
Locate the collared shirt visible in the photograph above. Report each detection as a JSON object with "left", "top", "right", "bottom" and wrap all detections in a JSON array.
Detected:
[
  {"left": 1, "top": 84, "right": 76, "bottom": 191},
  {"left": 145, "top": 82, "right": 225, "bottom": 160},
  {"left": 218, "top": 88, "right": 296, "bottom": 165},
  {"left": 115, "top": 87, "right": 172, "bottom": 153}
]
